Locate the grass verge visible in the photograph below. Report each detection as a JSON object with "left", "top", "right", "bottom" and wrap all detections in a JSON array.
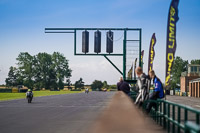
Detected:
[{"left": 0, "top": 90, "right": 83, "bottom": 101}]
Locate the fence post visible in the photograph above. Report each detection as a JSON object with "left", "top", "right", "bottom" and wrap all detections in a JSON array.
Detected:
[
  {"left": 160, "top": 101, "right": 162, "bottom": 126},
  {"left": 185, "top": 109, "right": 188, "bottom": 122},
  {"left": 178, "top": 107, "right": 181, "bottom": 133},
  {"left": 164, "top": 101, "right": 166, "bottom": 129},
  {"left": 173, "top": 105, "right": 175, "bottom": 133},
  {"left": 196, "top": 114, "right": 199, "bottom": 125},
  {"left": 156, "top": 101, "right": 158, "bottom": 123},
  {"left": 168, "top": 104, "right": 170, "bottom": 133}
]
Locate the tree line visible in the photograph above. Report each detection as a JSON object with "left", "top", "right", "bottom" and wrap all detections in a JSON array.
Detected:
[
  {"left": 72, "top": 79, "right": 117, "bottom": 91},
  {"left": 5, "top": 52, "right": 117, "bottom": 91},
  {"left": 6, "top": 52, "right": 72, "bottom": 90},
  {"left": 90, "top": 80, "right": 117, "bottom": 91}
]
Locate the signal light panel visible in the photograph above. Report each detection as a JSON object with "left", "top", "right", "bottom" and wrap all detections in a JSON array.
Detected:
[
  {"left": 82, "top": 30, "right": 89, "bottom": 53},
  {"left": 94, "top": 30, "right": 101, "bottom": 53},
  {"left": 106, "top": 30, "right": 113, "bottom": 53},
  {"left": 82, "top": 30, "right": 114, "bottom": 54}
]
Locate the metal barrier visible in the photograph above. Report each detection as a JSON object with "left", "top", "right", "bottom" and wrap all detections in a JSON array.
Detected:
[
  {"left": 129, "top": 92, "right": 200, "bottom": 133},
  {"left": 130, "top": 91, "right": 137, "bottom": 101},
  {"left": 185, "top": 121, "right": 200, "bottom": 133}
]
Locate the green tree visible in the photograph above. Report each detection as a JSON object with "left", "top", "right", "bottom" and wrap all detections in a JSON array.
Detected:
[
  {"left": 103, "top": 81, "right": 109, "bottom": 89},
  {"left": 91, "top": 80, "right": 103, "bottom": 90},
  {"left": 108, "top": 85, "right": 117, "bottom": 90},
  {"left": 171, "top": 56, "right": 188, "bottom": 89},
  {"left": 66, "top": 78, "right": 72, "bottom": 90},
  {"left": 191, "top": 59, "right": 200, "bottom": 65},
  {"left": 74, "top": 78, "right": 84, "bottom": 89},
  {"left": 6, "top": 52, "right": 72, "bottom": 90},
  {"left": 34, "top": 52, "right": 53, "bottom": 90},
  {"left": 16, "top": 52, "right": 34, "bottom": 89},
  {"left": 5, "top": 66, "right": 17, "bottom": 86},
  {"left": 51, "top": 52, "right": 72, "bottom": 90}
]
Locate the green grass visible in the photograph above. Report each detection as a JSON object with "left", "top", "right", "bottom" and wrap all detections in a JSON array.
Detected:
[{"left": 0, "top": 90, "right": 83, "bottom": 101}]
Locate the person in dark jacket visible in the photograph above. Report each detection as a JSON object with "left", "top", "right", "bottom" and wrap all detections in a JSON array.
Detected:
[
  {"left": 117, "top": 77, "right": 130, "bottom": 95},
  {"left": 146, "top": 70, "right": 164, "bottom": 113}
]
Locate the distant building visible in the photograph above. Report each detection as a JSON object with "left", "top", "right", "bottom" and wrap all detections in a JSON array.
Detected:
[
  {"left": 17, "top": 85, "right": 28, "bottom": 92},
  {"left": 189, "top": 78, "right": 200, "bottom": 98},
  {"left": 64, "top": 86, "right": 75, "bottom": 90},
  {"left": 180, "top": 64, "right": 200, "bottom": 96}
]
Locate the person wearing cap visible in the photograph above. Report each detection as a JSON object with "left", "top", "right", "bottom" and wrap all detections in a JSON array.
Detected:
[{"left": 117, "top": 77, "right": 130, "bottom": 95}]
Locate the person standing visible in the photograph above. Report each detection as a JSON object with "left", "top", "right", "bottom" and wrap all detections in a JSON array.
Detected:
[
  {"left": 146, "top": 70, "right": 164, "bottom": 113},
  {"left": 134, "top": 67, "right": 150, "bottom": 106},
  {"left": 117, "top": 77, "right": 130, "bottom": 95}
]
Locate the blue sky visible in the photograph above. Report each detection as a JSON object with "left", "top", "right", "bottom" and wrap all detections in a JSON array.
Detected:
[{"left": 0, "top": 0, "right": 200, "bottom": 85}]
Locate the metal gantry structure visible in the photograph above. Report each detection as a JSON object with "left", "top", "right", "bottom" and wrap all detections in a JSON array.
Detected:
[{"left": 45, "top": 28, "right": 142, "bottom": 84}]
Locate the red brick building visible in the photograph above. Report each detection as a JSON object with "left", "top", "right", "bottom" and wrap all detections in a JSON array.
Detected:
[
  {"left": 189, "top": 78, "right": 200, "bottom": 97},
  {"left": 180, "top": 64, "right": 200, "bottom": 96}
]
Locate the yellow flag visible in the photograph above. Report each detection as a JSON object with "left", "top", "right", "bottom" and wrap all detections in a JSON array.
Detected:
[{"left": 128, "top": 63, "right": 133, "bottom": 80}]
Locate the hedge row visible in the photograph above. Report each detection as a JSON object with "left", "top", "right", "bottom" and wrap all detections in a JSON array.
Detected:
[{"left": 0, "top": 89, "right": 12, "bottom": 93}]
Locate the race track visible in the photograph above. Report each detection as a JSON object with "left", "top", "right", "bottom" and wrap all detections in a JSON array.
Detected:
[{"left": 0, "top": 91, "right": 115, "bottom": 133}]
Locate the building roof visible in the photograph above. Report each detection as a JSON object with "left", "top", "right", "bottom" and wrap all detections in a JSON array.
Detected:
[
  {"left": 188, "top": 64, "right": 200, "bottom": 67},
  {"left": 189, "top": 78, "right": 200, "bottom": 83}
]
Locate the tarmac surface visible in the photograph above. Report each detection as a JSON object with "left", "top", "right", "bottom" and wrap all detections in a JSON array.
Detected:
[
  {"left": 0, "top": 91, "right": 168, "bottom": 133},
  {"left": 166, "top": 95, "right": 200, "bottom": 125},
  {"left": 166, "top": 95, "right": 200, "bottom": 110},
  {"left": 0, "top": 92, "right": 114, "bottom": 133},
  {"left": 1, "top": 92, "right": 199, "bottom": 133}
]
